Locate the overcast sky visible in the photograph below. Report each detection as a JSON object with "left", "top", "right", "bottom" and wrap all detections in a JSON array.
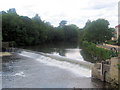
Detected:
[{"left": 0, "top": 0, "right": 119, "bottom": 28}]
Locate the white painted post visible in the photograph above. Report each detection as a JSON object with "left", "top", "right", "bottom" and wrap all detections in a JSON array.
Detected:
[{"left": 101, "top": 61, "right": 104, "bottom": 75}]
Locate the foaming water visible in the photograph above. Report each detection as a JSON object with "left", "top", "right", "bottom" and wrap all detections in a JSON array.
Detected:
[
  {"left": 51, "top": 48, "right": 84, "bottom": 61},
  {"left": 19, "top": 51, "right": 91, "bottom": 77},
  {"left": 36, "top": 57, "right": 91, "bottom": 77},
  {"left": 65, "top": 48, "right": 84, "bottom": 61},
  {"left": 15, "top": 72, "right": 25, "bottom": 77}
]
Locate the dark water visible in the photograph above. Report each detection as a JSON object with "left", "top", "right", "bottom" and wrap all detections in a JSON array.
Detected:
[
  {"left": 21, "top": 42, "right": 85, "bottom": 61},
  {"left": 2, "top": 42, "right": 113, "bottom": 88}
]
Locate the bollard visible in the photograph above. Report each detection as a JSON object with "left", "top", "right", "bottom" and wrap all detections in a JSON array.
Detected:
[{"left": 101, "top": 61, "right": 104, "bottom": 75}]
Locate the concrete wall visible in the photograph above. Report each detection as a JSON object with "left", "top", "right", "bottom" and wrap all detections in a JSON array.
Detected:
[
  {"left": 92, "top": 57, "right": 119, "bottom": 84},
  {"left": 109, "top": 57, "right": 119, "bottom": 84}
]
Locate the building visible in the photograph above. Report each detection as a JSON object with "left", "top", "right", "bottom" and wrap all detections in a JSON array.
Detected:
[
  {"left": 112, "top": 24, "right": 120, "bottom": 40},
  {"left": 112, "top": 30, "right": 117, "bottom": 41}
]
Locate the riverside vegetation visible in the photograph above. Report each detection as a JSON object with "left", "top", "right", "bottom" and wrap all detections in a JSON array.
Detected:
[
  {"left": 80, "top": 41, "right": 118, "bottom": 63},
  {"left": 1, "top": 8, "right": 118, "bottom": 63}
]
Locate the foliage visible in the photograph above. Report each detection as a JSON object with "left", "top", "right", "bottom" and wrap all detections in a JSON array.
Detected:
[
  {"left": 118, "top": 35, "right": 120, "bottom": 46},
  {"left": 81, "top": 41, "right": 114, "bottom": 62},
  {"left": 0, "top": 14, "right": 2, "bottom": 44},
  {"left": 117, "top": 64, "right": 120, "bottom": 70},
  {"left": 63, "top": 24, "right": 79, "bottom": 42},
  {"left": 83, "top": 19, "right": 112, "bottom": 43},
  {"left": 59, "top": 20, "right": 67, "bottom": 28},
  {"left": 2, "top": 9, "right": 113, "bottom": 48},
  {"left": 106, "top": 40, "right": 118, "bottom": 45},
  {"left": 2, "top": 12, "right": 79, "bottom": 46}
]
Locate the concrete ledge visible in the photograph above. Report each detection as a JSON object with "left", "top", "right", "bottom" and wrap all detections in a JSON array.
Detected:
[
  {"left": 0, "top": 52, "right": 11, "bottom": 57},
  {"left": 92, "top": 57, "right": 119, "bottom": 84}
]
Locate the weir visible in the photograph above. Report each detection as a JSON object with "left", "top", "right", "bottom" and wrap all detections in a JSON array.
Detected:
[
  {"left": 2, "top": 48, "right": 92, "bottom": 77},
  {"left": 19, "top": 50, "right": 92, "bottom": 77},
  {"left": 42, "top": 53, "right": 94, "bottom": 69},
  {"left": 20, "top": 49, "right": 94, "bottom": 69}
]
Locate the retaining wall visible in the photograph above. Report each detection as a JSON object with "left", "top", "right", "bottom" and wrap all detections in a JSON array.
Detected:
[{"left": 92, "top": 57, "right": 119, "bottom": 84}]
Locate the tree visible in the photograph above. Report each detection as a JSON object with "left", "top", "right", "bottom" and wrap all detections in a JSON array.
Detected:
[
  {"left": 7, "top": 8, "right": 17, "bottom": 14},
  {"left": 0, "top": 11, "right": 6, "bottom": 14},
  {"left": 83, "top": 19, "right": 91, "bottom": 29},
  {"left": 84, "top": 19, "right": 112, "bottom": 43},
  {"left": 59, "top": 20, "right": 67, "bottom": 28},
  {"left": 63, "top": 24, "right": 79, "bottom": 41},
  {"left": 0, "top": 13, "right": 2, "bottom": 45},
  {"left": 118, "top": 35, "right": 120, "bottom": 46},
  {"left": 32, "top": 14, "right": 41, "bottom": 21},
  {"left": 1, "top": 8, "right": 84, "bottom": 46}
]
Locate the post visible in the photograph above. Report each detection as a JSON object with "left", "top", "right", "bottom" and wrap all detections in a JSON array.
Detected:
[{"left": 101, "top": 61, "right": 104, "bottom": 75}]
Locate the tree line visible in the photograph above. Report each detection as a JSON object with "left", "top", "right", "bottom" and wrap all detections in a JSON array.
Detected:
[
  {"left": 1, "top": 8, "right": 114, "bottom": 47},
  {"left": 2, "top": 12, "right": 79, "bottom": 46}
]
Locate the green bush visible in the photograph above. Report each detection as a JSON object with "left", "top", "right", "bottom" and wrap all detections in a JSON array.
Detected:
[
  {"left": 108, "top": 42, "right": 113, "bottom": 45},
  {"left": 118, "top": 35, "right": 120, "bottom": 46},
  {"left": 117, "top": 64, "right": 120, "bottom": 70},
  {"left": 82, "top": 41, "right": 113, "bottom": 62},
  {"left": 106, "top": 40, "right": 118, "bottom": 45}
]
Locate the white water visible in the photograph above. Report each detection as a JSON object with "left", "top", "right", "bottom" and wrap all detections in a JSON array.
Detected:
[
  {"left": 14, "top": 71, "right": 25, "bottom": 77},
  {"left": 19, "top": 51, "right": 92, "bottom": 77},
  {"left": 52, "top": 48, "right": 84, "bottom": 61}
]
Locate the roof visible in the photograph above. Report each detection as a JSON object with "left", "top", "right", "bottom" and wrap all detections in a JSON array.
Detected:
[{"left": 115, "top": 24, "right": 120, "bottom": 28}]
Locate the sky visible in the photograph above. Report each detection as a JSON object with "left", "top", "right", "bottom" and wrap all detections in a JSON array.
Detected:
[{"left": 0, "top": 0, "right": 119, "bottom": 28}]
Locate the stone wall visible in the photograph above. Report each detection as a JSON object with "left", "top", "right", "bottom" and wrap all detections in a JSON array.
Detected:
[
  {"left": 92, "top": 57, "right": 119, "bottom": 84},
  {"left": 109, "top": 57, "right": 119, "bottom": 84}
]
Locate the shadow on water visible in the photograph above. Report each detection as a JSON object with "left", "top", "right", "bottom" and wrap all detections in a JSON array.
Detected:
[
  {"left": 21, "top": 41, "right": 78, "bottom": 52},
  {"left": 20, "top": 41, "right": 79, "bottom": 57},
  {"left": 91, "top": 78, "right": 114, "bottom": 88},
  {"left": 20, "top": 41, "right": 97, "bottom": 63},
  {"left": 80, "top": 50, "right": 97, "bottom": 63}
]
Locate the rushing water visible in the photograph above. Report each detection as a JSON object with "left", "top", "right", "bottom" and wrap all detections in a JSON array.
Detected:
[
  {"left": 2, "top": 42, "right": 112, "bottom": 88},
  {"left": 19, "top": 51, "right": 91, "bottom": 77}
]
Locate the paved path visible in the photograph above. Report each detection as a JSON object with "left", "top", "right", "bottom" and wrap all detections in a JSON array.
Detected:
[{"left": 97, "top": 44, "right": 120, "bottom": 52}]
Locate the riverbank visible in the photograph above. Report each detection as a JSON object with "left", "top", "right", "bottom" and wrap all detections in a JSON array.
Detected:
[
  {"left": 2, "top": 51, "right": 113, "bottom": 88},
  {"left": 96, "top": 43, "right": 120, "bottom": 52},
  {"left": 80, "top": 41, "right": 112, "bottom": 63},
  {"left": 0, "top": 52, "right": 11, "bottom": 57}
]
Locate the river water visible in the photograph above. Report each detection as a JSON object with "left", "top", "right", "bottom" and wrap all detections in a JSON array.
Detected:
[{"left": 2, "top": 42, "right": 112, "bottom": 88}]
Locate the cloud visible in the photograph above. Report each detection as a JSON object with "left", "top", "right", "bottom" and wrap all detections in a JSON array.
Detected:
[{"left": 0, "top": 0, "right": 118, "bottom": 28}]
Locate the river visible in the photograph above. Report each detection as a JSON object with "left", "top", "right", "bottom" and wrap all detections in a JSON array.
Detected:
[{"left": 2, "top": 42, "right": 112, "bottom": 88}]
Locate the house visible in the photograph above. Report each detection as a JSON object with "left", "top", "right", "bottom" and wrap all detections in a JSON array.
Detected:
[{"left": 112, "top": 24, "right": 120, "bottom": 41}]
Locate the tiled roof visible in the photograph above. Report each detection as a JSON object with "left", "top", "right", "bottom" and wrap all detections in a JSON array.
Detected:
[{"left": 115, "top": 24, "right": 120, "bottom": 28}]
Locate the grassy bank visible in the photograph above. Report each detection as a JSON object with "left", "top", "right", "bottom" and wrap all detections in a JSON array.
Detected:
[{"left": 80, "top": 41, "right": 118, "bottom": 63}]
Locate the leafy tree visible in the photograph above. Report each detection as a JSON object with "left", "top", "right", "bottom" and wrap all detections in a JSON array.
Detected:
[
  {"left": 82, "top": 41, "right": 113, "bottom": 62},
  {"left": 2, "top": 9, "right": 113, "bottom": 47},
  {"left": 7, "top": 8, "right": 17, "bottom": 14},
  {"left": 118, "top": 35, "right": 120, "bottom": 46},
  {"left": 59, "top": 20, "right": 67, "bottom": 28},
  {"left": 63, "top": 24, "right": 79, "bottom": 42},
  {"left": 83, "top": 19, "right": 91, "bottom": 29},
  {"left": 0, "top": 13, "right": 2, "bottom": 46},
  {"left": 84, "top": 19, "right": 112, "bottom": 43},
  {"left": 32, "top": 14, "right": 41, "bottom": 21}
]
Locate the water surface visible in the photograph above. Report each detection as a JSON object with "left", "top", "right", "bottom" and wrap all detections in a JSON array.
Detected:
[{"left": 2, "top": 42, "right": 112, "bottom": 88}]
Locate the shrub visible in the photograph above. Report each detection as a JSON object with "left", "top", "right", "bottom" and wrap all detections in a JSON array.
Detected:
[
  {"left": 82, "top": 41, "right": 114, "bottom": 62},
  {"left": 118, "top": 35, "right": 120, "bottom": 46}
]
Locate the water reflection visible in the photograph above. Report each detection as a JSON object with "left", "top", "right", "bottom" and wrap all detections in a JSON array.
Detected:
[{"left": 21, "top": 42, "right": 84, "bottom": 61}]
